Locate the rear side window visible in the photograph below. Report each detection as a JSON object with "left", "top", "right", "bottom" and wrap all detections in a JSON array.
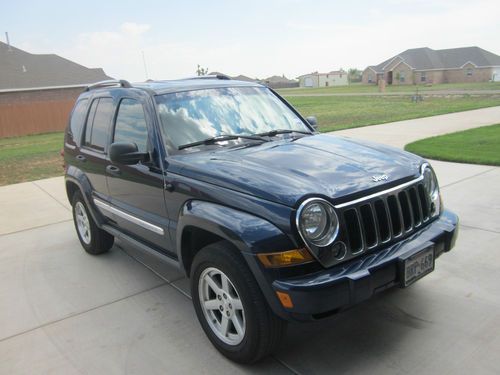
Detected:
[
  {"left": 84, "top": 98, "right": 114, "bottom": 152},
  {"left": 113, "top": 99, "right": 149, "bottom": 153},
  {"left": 69, "top": 99, "right": 88, "bottom": 141}
]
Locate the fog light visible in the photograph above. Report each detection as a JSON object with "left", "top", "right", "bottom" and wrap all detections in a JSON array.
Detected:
[{"left": 257, "top": 248, "right": 313, "bottom": 268}]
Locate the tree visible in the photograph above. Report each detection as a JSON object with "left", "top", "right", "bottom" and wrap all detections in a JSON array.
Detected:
[
  {"left": 196, "top": 64, "right": 209, "bottom": 76},
  {"left": 348, "top": 68, "right": 362, "bottom": 83}
]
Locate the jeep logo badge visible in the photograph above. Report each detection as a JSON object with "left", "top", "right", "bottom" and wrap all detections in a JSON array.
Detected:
[{"left": 372, "top": 174, "right": 389, "bottom": 182}]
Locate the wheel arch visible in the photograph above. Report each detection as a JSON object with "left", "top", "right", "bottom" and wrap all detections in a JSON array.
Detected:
[{"left": 65, "top": 166, "right": 105, "bottom": 227}]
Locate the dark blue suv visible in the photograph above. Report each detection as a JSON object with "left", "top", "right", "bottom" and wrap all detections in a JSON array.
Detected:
[{"left": 64, "top": 76, "right": 458, "bottom": 363}]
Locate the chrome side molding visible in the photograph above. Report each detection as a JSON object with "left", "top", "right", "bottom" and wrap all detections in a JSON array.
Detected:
[{"left": 93, "top": 198, "right": 164, "bottom": 236}]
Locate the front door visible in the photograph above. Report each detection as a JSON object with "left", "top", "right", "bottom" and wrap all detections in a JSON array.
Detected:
[
  {"left": 106, "top": 96, "right": 173, "bottom": 253},
  {"left": 387, "top": 71, "right": 393, "bottom": 85}
]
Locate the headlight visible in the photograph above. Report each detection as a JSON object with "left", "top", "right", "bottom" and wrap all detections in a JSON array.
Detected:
[
  {"left": 421, "top": 163, "right": 441, "bottom": 217},
  {"left": 296, "top": 198, "right": 339, "bottom": 247}
]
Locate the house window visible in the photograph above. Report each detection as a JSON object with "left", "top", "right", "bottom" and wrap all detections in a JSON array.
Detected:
[
  {"left": 399, "top": 71, "right": 405, "bottom": 83},
  {"left": 326, "top": 74, "right": 329, "bottom": 79},
  {"left": 368, "top": 74, "right": 373, "bottom": 83},
  {"left": 466, "top": 68, "right": 473, "bottom": 76},
  {"left": 420, "top": 72, "right": 426, "bottom": 82},
  {"left": 325, "top": 82, "right": 329, "bottom": 87}
]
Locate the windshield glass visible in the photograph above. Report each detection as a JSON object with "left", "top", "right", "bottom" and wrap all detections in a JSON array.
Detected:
[{"left": 155, "top": 86, "right": 311, "bottom": 151}]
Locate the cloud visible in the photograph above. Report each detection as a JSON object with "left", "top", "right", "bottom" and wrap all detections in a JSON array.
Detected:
[{"left": 120, "top": 22, "right": 151, "bottom": 36}]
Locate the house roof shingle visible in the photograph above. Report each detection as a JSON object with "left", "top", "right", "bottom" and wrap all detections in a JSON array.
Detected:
[
  {"left": 0, "top": 41, "right": 112, "bottom": 91},
  {"left": 369, "top": 46, "right": 500, "bottom": 73}
]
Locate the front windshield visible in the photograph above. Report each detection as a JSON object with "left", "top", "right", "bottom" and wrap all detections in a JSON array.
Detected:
[{"left": 155, "top": 86, "right": 311, "bottom": 151}]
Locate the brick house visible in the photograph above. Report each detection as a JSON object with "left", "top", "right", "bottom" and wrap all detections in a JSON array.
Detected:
[
  {"left": 298, "top": 71, "right": 348, "bottom": 88},
  {"left": 362, "top": 46, "right": 500, "bottom": 85},
  {"left": 0, "top": 41, "right": 112, "bottom": 138}
]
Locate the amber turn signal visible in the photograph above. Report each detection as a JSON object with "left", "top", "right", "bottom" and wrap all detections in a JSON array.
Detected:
[
  {"left": 257, "top": 248, "right": 314, "bottom": 268},
  {"left": 276, "top": 291, "right": 294, "bottom": 309}
]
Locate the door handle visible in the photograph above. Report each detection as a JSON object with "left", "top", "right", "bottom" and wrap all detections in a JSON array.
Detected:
[
  {"left": 76, "top": 155, "right": 86, "bottom": 162},
  {"left": 106, "top": 165, "right": 121, "bottom": 176}
]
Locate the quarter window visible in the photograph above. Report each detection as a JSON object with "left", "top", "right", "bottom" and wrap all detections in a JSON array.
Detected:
[
  {"left": 113, "top": 99, "right": 149, "bottom": 153},
  {"left": 69, "top": 99, "right": 88, "bottom": 141},
  {"left": 84, "top": 98, "right": 114, "bottom": 152}
]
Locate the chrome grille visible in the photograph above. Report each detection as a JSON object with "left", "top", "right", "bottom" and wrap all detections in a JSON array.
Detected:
[{"left": 338, "top": 182, "right": 431, "bottom": 255}]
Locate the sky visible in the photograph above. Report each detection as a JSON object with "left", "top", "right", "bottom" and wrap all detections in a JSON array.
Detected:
[{"left": 1, "top": 0, "right": 499, "bottom": 81}]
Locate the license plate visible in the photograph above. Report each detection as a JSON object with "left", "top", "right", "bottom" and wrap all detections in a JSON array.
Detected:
[{"left": 402, "top": 246, "right": 435, "bottom": 287}]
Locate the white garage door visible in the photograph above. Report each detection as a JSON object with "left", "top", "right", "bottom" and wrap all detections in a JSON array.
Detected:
[
  {"left": 304, "top": 77, "right": 313, "bottom": 87},
  {"left": 493, "top": 68, "right": 500, "bottom": 82}
]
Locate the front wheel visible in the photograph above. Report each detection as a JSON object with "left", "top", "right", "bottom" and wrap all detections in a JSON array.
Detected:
[{"left": 191, "top": 241, "right": 287, "bottom": 364}]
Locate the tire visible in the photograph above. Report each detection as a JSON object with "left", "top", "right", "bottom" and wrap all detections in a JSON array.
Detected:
[
  {"left": 71, "top": 190, "right": 114, "bottom": 255},
  {"left": 190, "top": 241, "right": 287, "bottom": 364}
]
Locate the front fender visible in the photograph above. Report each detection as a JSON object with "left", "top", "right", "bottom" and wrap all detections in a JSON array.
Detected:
[
  {"left": 177, "top": 200, "right": 296, "bottom": 318},
  {"left": 177, "top": 200, "right": 295, "bottom": 257}
]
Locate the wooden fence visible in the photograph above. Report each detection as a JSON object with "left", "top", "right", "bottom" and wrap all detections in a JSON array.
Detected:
[{"left": 0, "top": 99, "right": 75, "bottom": 138}]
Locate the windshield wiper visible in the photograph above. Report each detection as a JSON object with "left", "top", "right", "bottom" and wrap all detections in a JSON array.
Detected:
[
  {"left": 256, "top": 129, "right": 312, "bottom": 137},
  {"left": 178, "top": 134, "right": 268, "bottom": 150}
]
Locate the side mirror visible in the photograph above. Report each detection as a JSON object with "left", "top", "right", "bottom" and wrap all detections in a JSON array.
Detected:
[
  {"left": 109, "top": 142, "right": 148, "bottom": 165},
  {"left": 306, "top": 116, "right": 318, "bottom": 130}
]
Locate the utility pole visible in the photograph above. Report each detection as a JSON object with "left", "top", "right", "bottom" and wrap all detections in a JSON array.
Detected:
[
  {"left": 142, "top": 50, "right": 149, "bottom": 80},
  {"left": 5, "top": 32, "right": 12, "bottom": 51}
]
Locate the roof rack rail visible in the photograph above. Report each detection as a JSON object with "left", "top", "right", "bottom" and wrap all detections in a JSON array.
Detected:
[
  {"left": 85, "top": 79, "right": 132, "bottom": 91},
  {"left": 183, "top": 74, "right": 231, "bottom": 81}
]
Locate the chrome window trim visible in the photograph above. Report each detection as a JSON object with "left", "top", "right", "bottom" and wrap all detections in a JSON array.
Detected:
[{"left": 93, "top": 198, "right": 164, "bottom": 236}]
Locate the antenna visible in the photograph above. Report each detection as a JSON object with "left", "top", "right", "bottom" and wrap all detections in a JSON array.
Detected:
[
  {"left": 5, "top": 32, "right": 12, "bottom": 51},
  {"left": 142, "top": 50, "right": 149, "bottom": 80}
]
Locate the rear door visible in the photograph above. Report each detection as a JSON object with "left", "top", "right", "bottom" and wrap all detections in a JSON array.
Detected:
[
  {"left": 106, "top": 95, "right": 173, "bottom": 252},
  {"left": 76, "top": 97, "right": 114, "bottom": 200}
]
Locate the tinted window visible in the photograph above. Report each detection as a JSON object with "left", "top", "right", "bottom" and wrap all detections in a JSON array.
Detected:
[
  {"left": 84, "top": 98, "right": 114, "bottom": 151},
  {"left": 113, "top": 99, "right": 148, "bottom": 153},
  {"left": 84, "top": 99, "right": 98, "bottom": 146},
  {"left": 69, "top": 99, "right": 88, "bottom": 140}
]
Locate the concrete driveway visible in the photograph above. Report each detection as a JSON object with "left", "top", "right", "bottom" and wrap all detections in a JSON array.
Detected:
[{"left": 1, "top": 108, "right": 500, "bottom": 374}]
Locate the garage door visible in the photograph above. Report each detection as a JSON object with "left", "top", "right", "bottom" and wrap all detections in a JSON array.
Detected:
[
  {"left": 493, "top": 69, "right": 500, "bottom": 82},
  {"left": 304, "top": 77, "right": 313, "bottom": 87}
]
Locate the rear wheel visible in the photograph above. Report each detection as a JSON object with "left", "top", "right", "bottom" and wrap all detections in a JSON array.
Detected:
[
  {"left": 191, "top": 241, "right": 287, "bottom": 363},
  {"left": 71, "top": 190, "right": 114, "bottom": 255}
]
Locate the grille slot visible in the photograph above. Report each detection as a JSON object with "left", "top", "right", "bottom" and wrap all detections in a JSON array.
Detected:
[
  {"left": 374, "top": 199, "right": 390, "bottom": 242},
  {"left": 408, "top": 187, "right": 422, "bottom": 226},
  {"left": 344, "top": 209, "right": 363, "bottom": 253},
  {"left": 387, "top": 195, "right": 402, "bottom": 237},
  {"left": 359, "top": 204, "right": 377, "bottom": 248},
  {"left": 337, "top": 181, "right": 433, "bottom": 258},
  {"left": 398, "top": 191, "right": 413, "bottom": 231}
]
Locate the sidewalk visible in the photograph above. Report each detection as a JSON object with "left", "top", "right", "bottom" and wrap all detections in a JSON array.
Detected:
[{"left": 331, "top": 105, "right": 500, "bottom": 148}]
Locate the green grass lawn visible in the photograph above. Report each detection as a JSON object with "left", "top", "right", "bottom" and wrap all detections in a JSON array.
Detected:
[
  {"left": 1, "top": 94, "right": 499, "bottom": 186},
  {"left": 404, "top": 124, "right": 500, "bottom": 166},
  {"left": 278, "top": 81, "right": 500, "bottom": 95},
  {"left": 288, "top": 95, "right": 500, "bottom": 132},
  {"left": 0, "top": 132, "right": 64, "bottom": 186}
]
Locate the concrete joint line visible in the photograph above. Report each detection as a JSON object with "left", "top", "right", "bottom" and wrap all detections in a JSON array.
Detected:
[
  {"left": 441, "top": 167, "right": 498, "bottom": 189},
  {"left": 0, "top": 219, "right": 72, "bottom": 238},
  {"left": 32, "top": 181, "right": 71, "bottom": 212},
  {"left": 0, "top": 282, "right": 167, "bottom": 344},
  {"left": 459, "top": 223, "right": 500, "bottom": 235}
]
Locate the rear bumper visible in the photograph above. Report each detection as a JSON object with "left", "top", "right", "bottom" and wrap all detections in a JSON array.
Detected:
[{"left": 271, "top": 209, "right": 458, "bottom": 321}]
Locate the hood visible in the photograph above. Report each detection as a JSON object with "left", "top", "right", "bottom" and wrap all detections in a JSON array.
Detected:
[{"left": 167, "top": 134, "right": 424, "bottom": 207}]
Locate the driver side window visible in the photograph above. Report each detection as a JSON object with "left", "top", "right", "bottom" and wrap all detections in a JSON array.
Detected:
[{"left": 114, "top": 98, "right": 149, "bottom": 153}]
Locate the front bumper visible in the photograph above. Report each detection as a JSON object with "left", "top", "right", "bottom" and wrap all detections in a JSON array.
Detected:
[{"left": 271, "top": 209, "right": 458, "bottom": 321}]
